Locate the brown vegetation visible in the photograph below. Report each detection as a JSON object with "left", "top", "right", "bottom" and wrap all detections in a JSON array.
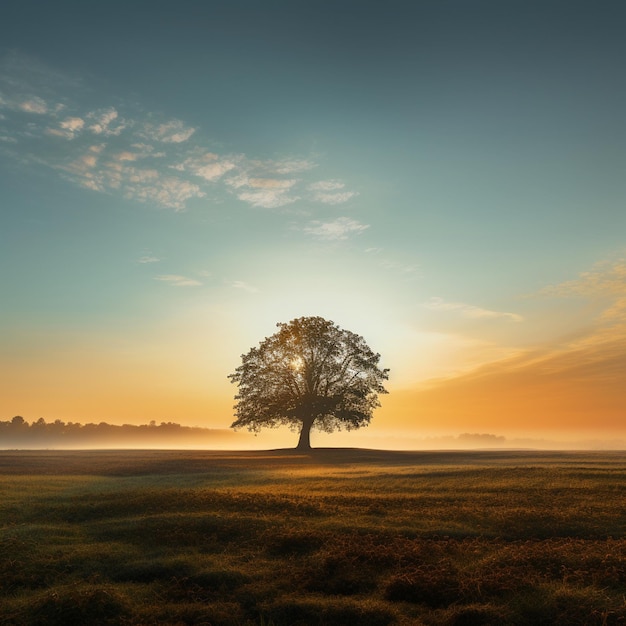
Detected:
[{"left": 0, "top": 449, "right": 625, "bottom": 624}]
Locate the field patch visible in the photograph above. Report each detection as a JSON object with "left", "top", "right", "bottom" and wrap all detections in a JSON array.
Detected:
[{"left": 1, "top": 449, "right": 625, "bottom": 625}]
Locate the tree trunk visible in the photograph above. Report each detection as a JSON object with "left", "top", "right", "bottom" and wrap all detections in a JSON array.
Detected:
[{"left": 296, "top": 417, "right": 314, "bottom": 450}]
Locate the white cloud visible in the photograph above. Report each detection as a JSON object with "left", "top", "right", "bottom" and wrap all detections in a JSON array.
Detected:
[
  {"left": 138, "top": 256, "right": 160, "bottom": 264},
  {"left": 60, "top": 149, "right": 103, "bottom": 190},
  {"left": 145, "top": 119, "right": 195, "bottom": 143},
  {"left": 224, "top": 173, "right": 248, "bottom": 189},
  {"left": 155, "top": 274, "right": 202, "bottom": 287},
  {"left": 78, "top": 154, "right": 98, "bottom": 169},
  {"left": 314, "top": 191, "right": 358, "bottom": 204},
  {"left": 113, "top": 144, "right": 165, "bottom": 162},
  {"left": 225, "top": 169, "right": 300, "bottom": 208},
  {"left": 178, "top": 152, "right": 237, "bottom": 181},
  {"left": 307, "top": 180, "right": 357, "bottom": 204},
  {"left": 61, "top": 117, "right": 84, "bottom": 131},
  {"left": 238, "top": 189, "right": 299, "bottom": 209},
  {"left": 0, "top": 56, "right": 360, "bottom": 216},
  {"left": 58, "top": 149, "right": 205, "bottom": 210},
  {"left": 115, "top": 151, "right": 139, "bottom": 162},
  {"left": 424, "top": 297, "right": 523, "bottom": 322},
  {"left": 88, "top": 107, "right": 126, "bottom": 136},
  {"left": 308, "top": 180, "right": 345, "bottom": 191},
  {"left": 303, "top": 217, "right": 370, "bottom": 240},
  {"left": 230, "top": 280, "right": 259, "bottom": 293},
  {"left": 248, "top": 178, "right": 297, "bottom": 189},
  {"left": 194, "top": 160, "right": 236, "bottom": 181},
  {"left": 47, "top": 116, "right": 85, "bottom": 139},
  {"left": 19, "top": 97, "right": 48, "bottom": 114},
  {"left": 225, "top": 172, "right": 299, "bottom": 206},
  {"left": 123, "top": 169, "right": 204, "bottom": 211},
  {"left": 81, "top": 178, "right": 102, "bottom": 191},
  {"left": 260, "top": 158, "right": 316, "bottom": 174}
]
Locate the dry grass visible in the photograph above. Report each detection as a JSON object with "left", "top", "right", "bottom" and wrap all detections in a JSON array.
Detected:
[{"left": 0, "top": 448, "right": 625, "bottom": 625}]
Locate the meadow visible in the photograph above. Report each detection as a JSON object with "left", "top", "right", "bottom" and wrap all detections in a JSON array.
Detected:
[{"left": 1, "top": 448, "right": 625, "bottom": 625}]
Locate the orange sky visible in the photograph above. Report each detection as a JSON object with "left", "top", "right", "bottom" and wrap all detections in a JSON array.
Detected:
[
  {"left": 3, "top": 259, "right": 625, "bottom": 448},
  {"left": 382, "top": 260, "right": 626, "bottom": 436},
  {"left": 1, "top": 261, "right": 626, "bottom": 441}
]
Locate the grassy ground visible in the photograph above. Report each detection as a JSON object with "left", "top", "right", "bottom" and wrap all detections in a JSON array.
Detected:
[{"left": 1, "top": 448, "right": 625, "bottom": 625}]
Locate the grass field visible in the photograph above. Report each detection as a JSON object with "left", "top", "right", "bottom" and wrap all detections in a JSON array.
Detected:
[{"left": 1, "top": 448, "right": 625, "bottom": 625}]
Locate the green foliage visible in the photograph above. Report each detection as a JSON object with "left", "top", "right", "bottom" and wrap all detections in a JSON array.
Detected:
[
  {"left": 1, "top": 450, "right": 626, "bottom": 625},
  {"left": 229, "top": 316, "right": 389, "bottom": 448}
]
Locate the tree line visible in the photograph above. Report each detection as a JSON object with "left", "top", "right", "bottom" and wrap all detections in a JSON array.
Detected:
[{"left": 0, "top": 416, "right": 230, "bottom": 446}]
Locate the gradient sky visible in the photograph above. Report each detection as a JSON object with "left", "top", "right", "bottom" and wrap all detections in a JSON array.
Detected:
[{"left": 1, "top": 0, "right": 625, "bottom": 447}]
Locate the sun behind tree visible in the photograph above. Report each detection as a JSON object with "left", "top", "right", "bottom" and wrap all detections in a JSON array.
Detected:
[{"left": 228, "top": 316, "right": 389, "bottom": 450}]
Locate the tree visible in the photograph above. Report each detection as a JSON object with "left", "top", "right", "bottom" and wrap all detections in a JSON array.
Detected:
[
  {"left": 11, "top": 415, "right": 26, "bottom": 427},
  {"left": 228, "top": 316, "right": 389, "bottom": 450}
]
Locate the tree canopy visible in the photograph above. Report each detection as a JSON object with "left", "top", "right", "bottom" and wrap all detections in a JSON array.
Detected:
[{"left": 228, "top": 316, "right": 389, "bottom": 449}]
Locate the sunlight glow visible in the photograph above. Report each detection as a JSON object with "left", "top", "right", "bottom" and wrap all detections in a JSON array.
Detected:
[{"left": 290, "top": 356, "right": 304, "bottom": 371}]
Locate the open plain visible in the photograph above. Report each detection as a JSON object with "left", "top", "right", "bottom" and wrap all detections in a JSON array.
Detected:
[{"left": 1, "top": 448, "right": 625, "bottom": 625}]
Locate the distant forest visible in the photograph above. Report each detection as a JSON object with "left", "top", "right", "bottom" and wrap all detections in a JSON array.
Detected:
[{"left": 0, "top": 416, "right": 237, "bottom": 447}]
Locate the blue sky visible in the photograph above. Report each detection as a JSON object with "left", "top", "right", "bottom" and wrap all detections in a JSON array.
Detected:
[{"left": 1, "top": 1, "right": 625, "bottom": 445}]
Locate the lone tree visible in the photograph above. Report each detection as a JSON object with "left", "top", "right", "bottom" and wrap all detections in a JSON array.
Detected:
[{"left": 228, "top": 316, "right": 389, "bottom": 450}]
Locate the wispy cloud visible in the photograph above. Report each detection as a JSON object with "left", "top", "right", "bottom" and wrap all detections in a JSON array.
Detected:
[
  {"left": 410, "top": 259, "right": 626, "bottom": 430},
  {"left": 19, "top": 97, "right": 48, "bottom": 114},
  {"left": 154, "top": 274, "right": 202, "bottom": 287},
  {"left": 123, "top": 169, "right": 204, "bottom": 211},
  {"left": 248, "top": 178, "right": 297, "bottom": 189},
  {"left": 241, "top": 178, "right": 298, "bottom": 207},
  {"left": 187, "top": 155, "right": 236, "bottom": 181},
  {"left": 262, "top": 158, "right": 316, "bottom": 174},
  {"left": 115, "top": 151, "right": 139, "bottom": 162},
  {"left": 379, "top": 259, "right": 419, "bottom": 275},
  {"left": 308, "top": 180, "right": 358, "bottom": 204},
  {"left": 308, "top": 180, "right": 345, "bottom": 191},
  {"left": 0, "top": 53, "right": 365, "bottom": 226},
  {"left": 314, "top": 191, "right": 359, "bottom": 204},
  {"left": 303, "top": 217, "right": 369, "bottom": 240},
  {"left": 114, "top": 144, "right": 165, "bottom": 162},
  {"left": 237, "top": 189, "right": 299, "bottom": 209},
  {"left": 229, "top": 280, "right": 259, "bottom": 293},
  {"left": 57, "top": 146, "right": 205, "bottom": 210},
  {"left": 88, "top": 107, "right": 126, "bottom": 136},
  {"left": 226, "top": 174, "right": 300, "bottom": 208},
  {"left": 137, "top": 255, "right": 160, "bottom": 264},
  {"left": 143, "top": 119, "right": 195, "bottom": 143},
  {"left": 538, "top": 259, "right": 626, "bottom": 300},
  {"left": 424, "top": 297, "right": 523, "bottom": 322},
  {"left": 47, "top": 116, "right": 85, "bottom": 139},
  {"left": 537, "top": 258, "right": 626, "bottom": 344}
]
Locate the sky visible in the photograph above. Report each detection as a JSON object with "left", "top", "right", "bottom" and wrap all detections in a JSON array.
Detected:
[{"left": 1, "top": 0, "right": 625, "bottom": 448}]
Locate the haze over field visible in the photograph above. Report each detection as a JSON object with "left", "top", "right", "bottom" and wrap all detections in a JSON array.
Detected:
[{"left": 1, "top": 1, "right": 625, "bottom": 448}]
